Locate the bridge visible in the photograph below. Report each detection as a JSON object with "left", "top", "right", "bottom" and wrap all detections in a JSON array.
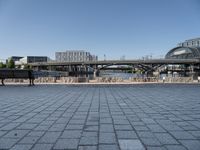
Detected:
[
  {"left": 28, "top": 58, "right": 200, "bottom": 78},
  {"left": 29, "top": 58, "right": 200, "bottom": 66}
]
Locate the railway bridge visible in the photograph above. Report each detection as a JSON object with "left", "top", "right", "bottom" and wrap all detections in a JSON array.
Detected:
[
  {"left": 27, "top": 46, "right": 200, "bottom": 78},
  {"left": 28, "top": 58, "right": 200, "bottom": 78}
]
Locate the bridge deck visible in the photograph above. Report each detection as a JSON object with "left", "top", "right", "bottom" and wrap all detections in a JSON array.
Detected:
[{"left": 28, "top": 59, "right": 200, "bottom": 67}]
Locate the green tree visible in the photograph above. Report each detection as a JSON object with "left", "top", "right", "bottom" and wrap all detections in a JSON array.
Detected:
[
  {"left": 23, "top": 64, "right": 30, "bottom": 69},
  {"left": 7, "top": 59, "right": 15, "bottom": 68},
  {"left": 0, "top": 62, "right": 6, "bottom": 68}
]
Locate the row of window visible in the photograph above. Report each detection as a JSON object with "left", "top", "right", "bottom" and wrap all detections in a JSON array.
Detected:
[{"left": 179, "top": 40, "right": 200, "bottom": 47}]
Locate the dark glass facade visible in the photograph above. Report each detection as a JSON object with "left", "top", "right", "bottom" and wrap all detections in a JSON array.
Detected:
[{"left": 27, "top": 56, "right": 48, "bottom": 63}]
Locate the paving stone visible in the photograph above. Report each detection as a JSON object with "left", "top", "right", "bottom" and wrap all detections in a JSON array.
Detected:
[
  {"left": 100, "top": 118, "right": 113, "bottom": 124},
  {"left": 10, "top": 144, "right": 33, "bottom": 150},
  {"left": 131, "top": 121, "right": 146, "bottom": 126},
  {"left": 100, "top": 124, "right": 114, "bottom": 132},
  {"left": 19, "top": 136, "right": 40, "bottom": 144},
  {"left": 99, "top": 144, "right": 120, "bottom": 150},
  {"left": 114, "top": 124, "right": 133, "bottom": 131},
  {"left": 82, "top": 131, "right": 98, "bottom": 137},
  {"left": 3, "top": 129, "right": 30, "bottom": 139},
  {"left": 66, "top": 124, "right": 84, "bottom": 130},
  {"left": 61, "top": 130, "right": 82, "bottom": 138},
  {"left": 161, "top": 124, "right": 184, "bottom": 131},
  {"left": 137, "top": 131, "right": 155, "bottom": 138},
  {"left": 32, "top": 143, "right": 53, "bottom": 150},
  {"left": 134, "top": 125, "right": 149, "bottom": 131},
  {"left": 147, "top": 124, "right": 166, "bottom": 133},
  {"left": 166, "top": 145, "right": 187, "bottom": 150},
  {"left": 0, "top": 138, "right": 19, "bottom": 149},
  {"left": 169, "top": 131, "right": 196, "bottom": 140},
  {"left": 55, "top": 117, "right": 70, "bottom": 124},
  {"left": 16, "top": 123, "right": 38, "bottom": 130},
  {"left": 40, "top": 120, "right": 55, "bottom": 126},
  {"left": 141, "top": 118, "right": 156, "bottom": 124},
  {"left": 154, "top": 133, "right": 179, "bottom": 145},
  {"left": 189, "top": 130, "right": 200, "bottom": 138},
  {"left": 116, "top": 130, "right": 138, "bottom": 139},
  {"left": 84, "top": 125, "right": 98, "bottom": 131},
  {"left": 69, "top": 119, "right": 85, "bottom": 124},
  {"left": 141, "top": 138, "right": 162, "bottom": 146},
  {"left": 146, "top": 146, "right": 167, "bottom": 150},
  {"left": 78, "top": 146, "right": 97, "bottom": 150},
  {"left": 99, "top": 132, "right": 117, "bottom": 144},
  {"left": 181, "top": 125, "right": 199, "bottom": 130},
  {"left": 119, "top": 139, "right": 145, "bottom": 150},
  {"left": 189, "top": 121, "right": 200, "bottom": 128},
  {"left": 0, "top": 123, "right": 21, "bottom": 130},
  {"left": 79, "top": 136, "right": 98, "bottom": 145},
  {"left": 0, "top": 130, "right": 7, "bottom": 137},
  {"left": 113, "top": 119, "right": 130, "bottom": 125},
  {"left": 179, "top": 140, "right": 200, "bottom": 150},
  {"left": 27, "top": 131, "right": 45, "bottom": 137},
  {"left": 54, "top": 138, "right": 79, "bottom": 149},
  {"left": 39, "top": 132, "right": 61, "bottom": 143},
  {"left": 34, "top": 125, "right": 50, "bottom": 131},
  {"left": 48, "top": 123, "right": 66, "bottom": 131},
  {"left": 27, "top": 118, "right": 45, "bottom": 124}
]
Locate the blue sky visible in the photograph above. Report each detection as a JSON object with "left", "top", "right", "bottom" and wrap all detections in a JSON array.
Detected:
[{"left": 0, "top": 0, "right": 200, "bottom": 61}]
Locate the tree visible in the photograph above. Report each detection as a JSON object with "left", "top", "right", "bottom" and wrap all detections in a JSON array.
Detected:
[
  {"left": 23, "top": 64, "right": 31, "bottom": 69},
  {"left": 7, "top": 59, "right": 15, "bottom": 68},
  {"left": 0, "top": 62, "right": 6, "bottom": 68}
]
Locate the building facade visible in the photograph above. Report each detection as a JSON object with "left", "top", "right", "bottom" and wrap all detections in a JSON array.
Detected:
[
  {"left": 166, "top": 37, "right": 200, "bottom": 59},
  {"left": 55, "top": 50, "right": 98, "bottom": 62},
  {"left": 8, "top": 56, "right": 23, "bottom": 62},
  {"left": 15, "top": 56, "right": 49, "bottom": 65},
  {"left": 177, "top": 38, "right": 200, "bottom": 47},
  {"left": 165, "top": 47, "right": 200, "bottom": 59}
]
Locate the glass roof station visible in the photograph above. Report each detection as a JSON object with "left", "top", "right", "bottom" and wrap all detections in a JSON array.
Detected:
[{"left": 162, "top": 38, "right": 200, "bottom": 79}]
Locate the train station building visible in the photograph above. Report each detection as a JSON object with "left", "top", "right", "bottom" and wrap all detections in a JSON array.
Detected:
[{"left": 165, "top": 38, "right": 200, "bottom": 59}]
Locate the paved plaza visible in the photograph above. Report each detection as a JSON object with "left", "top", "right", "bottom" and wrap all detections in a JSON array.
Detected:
[{"left": 0, "top": 84, "right": 200, "bottom": 150}]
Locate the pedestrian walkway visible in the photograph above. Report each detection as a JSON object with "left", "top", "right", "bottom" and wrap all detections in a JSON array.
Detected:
[{"left": 0, "top": 84, "right": 200, "bottom": 150}]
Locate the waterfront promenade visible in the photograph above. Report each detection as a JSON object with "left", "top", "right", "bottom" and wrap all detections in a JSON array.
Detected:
[{"left": 0, "top": 84, "right": 200, "bottom": 150}]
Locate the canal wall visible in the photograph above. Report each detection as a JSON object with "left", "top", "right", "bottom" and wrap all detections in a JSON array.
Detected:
[{"left": 3, "top": 76, "right": 199, "bottom": 84}]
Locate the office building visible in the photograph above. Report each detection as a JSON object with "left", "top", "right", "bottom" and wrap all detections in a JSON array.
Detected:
[
  {"left": 8, "top": 56, "right": 23, "bottom": 62},
  {"left": 15, "top": 56, "right": 49, "bottom": 65},
  {"left": 55, "top": 50, "right": 98, "bottom": 62}
]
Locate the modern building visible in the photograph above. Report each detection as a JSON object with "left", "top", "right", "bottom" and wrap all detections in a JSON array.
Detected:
[
  {"left": 8, "top": 56, "right": 23, "bottom": 62},
  {"left": 55, "top": 50, "right": 98, "bottom": 62},
  {"left": 15, "top": 56, "right": 49, "bottom": 65},
  {"left": 177, "top": 38, "right": 200, "bottom": 47},
  {"left": 166, "top": 37, "right": 200, "bottom": 59},
  {"left": 20, "top": 56, "right": 48, "bottom": 63},
  {"left": 165, "top": 46, "right": 200, "bottom": 59}
]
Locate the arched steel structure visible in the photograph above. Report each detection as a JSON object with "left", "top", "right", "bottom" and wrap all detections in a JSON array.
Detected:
[{"left": 165, "top": 46, "right": 200, "bottom": 59}]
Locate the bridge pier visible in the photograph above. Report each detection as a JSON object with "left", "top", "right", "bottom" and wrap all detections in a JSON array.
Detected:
[
  {"left": 146, "top": 71, "right": 154, "bottom": 78},
  {"left": 93, "top": 69, "right": 99, "bottom": 78}
]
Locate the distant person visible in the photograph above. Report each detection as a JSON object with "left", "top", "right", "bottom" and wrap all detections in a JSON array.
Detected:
[{"left": 163, "top": 76, "right": 166, "bottom": 83}]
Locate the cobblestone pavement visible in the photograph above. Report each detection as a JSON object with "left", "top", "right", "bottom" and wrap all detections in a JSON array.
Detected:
[{"left": 0, "top": 84, "right": 200, "bottom": 150}]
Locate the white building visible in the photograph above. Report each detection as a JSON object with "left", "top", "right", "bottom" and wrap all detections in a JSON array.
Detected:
[
  {"left": 55, "top": 50, "right": 98, "bottom": 62},
  {"left": 15, "top": 56, "right": 50, "bottom": 65}
]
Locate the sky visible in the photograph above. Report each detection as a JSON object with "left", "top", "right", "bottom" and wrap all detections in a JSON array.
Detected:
[{"left": 0, "top": 0, "right": 200, "bottom": 61}]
